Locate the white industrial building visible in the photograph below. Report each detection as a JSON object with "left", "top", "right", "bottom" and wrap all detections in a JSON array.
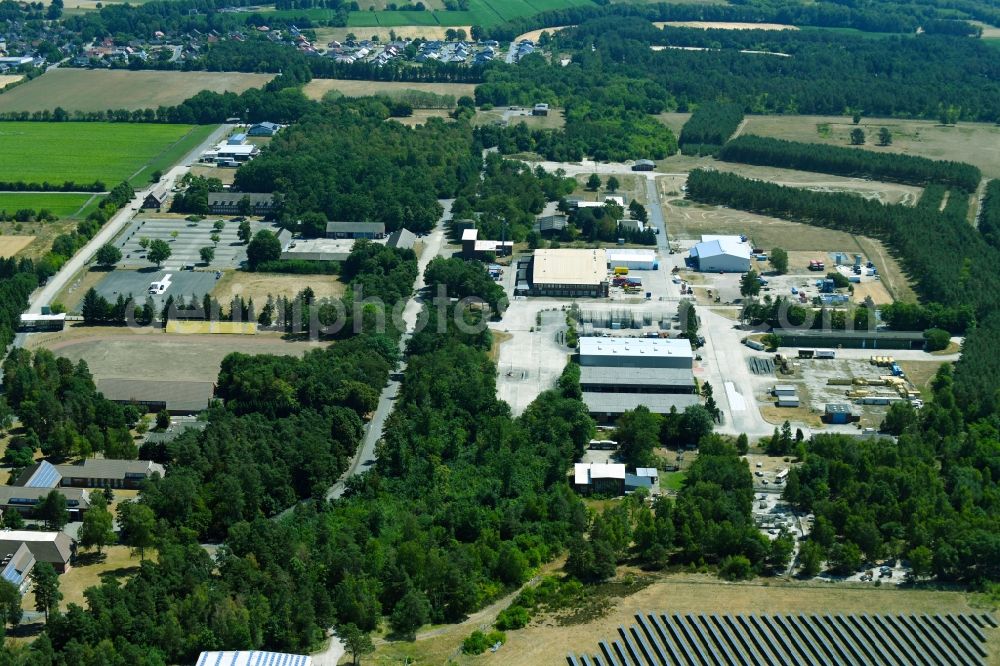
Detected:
[
  {"left": 579, "top": 337, "right": 693, "bottom": 369},
  {"left": 578, "top": 337, "right": 699, "bottom": 420},
  {"left": 605, "top": 248, "right": 657, "bottom": 270},
  {"left": 689, "top": 234, "right": 752, "bottom": 273}
]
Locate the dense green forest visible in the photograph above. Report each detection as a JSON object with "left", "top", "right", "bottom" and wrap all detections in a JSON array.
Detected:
[
  {"left": 233, "top": 98, "right": 480, "bottom": 233},
  {"left": 718, "top": 135, "right": 982, "bottom": 190},
  {"left": 476, "top": 20, "right": 1000, "bottom": 123},
  {"left": 784, "top": 392, "right": 1000, "bottom": 582},
  {"left": 474, "top": 106, "right": 678, "bottom": 162},
  {"left": 679, "top": 103, "right": 744, "bottom": 156}
]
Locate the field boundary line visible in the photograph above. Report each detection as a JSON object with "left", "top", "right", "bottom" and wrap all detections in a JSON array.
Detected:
[
  {"left": 127, "top": 125, "right": 200, "bottom": 182},
  {"left": 72, "top": 193, "right": 102, "bottom": 218}
]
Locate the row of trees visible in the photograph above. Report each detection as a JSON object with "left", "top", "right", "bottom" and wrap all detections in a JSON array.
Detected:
[
  {"left": 978, "top": 179, "right": 1000, "bottom": 250},
  {"left": 678, "top": 102, "right": 744, "bottom": 156},
  {"left": 718, "top": 134, "right": 982, "bottom": 190}
]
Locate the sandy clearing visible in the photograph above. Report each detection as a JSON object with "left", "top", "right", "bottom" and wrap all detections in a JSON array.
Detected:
[
  {"left": 211, "top": 271, "right": 346, "bottom": 305},
  {"left": 656, "top": 20, "right": 798, "bottom": 30},
  {"left": 514, "top": 25, "right": 574, "bottom": 43},
  {"left": 0, "top": 235, "right": 35, "bottom": 258},
  {"left": 302, "top": 78, "right": 475, "bottom": 102}
]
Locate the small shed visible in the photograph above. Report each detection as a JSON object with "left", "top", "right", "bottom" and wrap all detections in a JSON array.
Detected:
[
  {"left": 632, "top": 159, "right": 656, "bottom": 171},
  {"left": 825, "top": 403, "right": 853, "bottom": 424}
]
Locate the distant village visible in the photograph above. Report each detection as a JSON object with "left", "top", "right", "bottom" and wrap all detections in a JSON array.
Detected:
[{"left": 0, "top": 13, "right": 540, "bottom": 73}]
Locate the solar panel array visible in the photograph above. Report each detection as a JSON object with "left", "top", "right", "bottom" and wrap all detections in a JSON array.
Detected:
[
  {"left": 194, "top": 651, "right": 311, "bottom": 666},
  {"left": 568, "top": 612, "right": 996, "bottom": 666},
  {"left": 23, "top": 461, "right": 60, "bottom": 488}
]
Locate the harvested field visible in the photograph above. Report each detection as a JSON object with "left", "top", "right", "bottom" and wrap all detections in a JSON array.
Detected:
[
  {"left": 0, "top": 235, "right": 36, "bottom": 258},
  {"left": 0, "top": 75, "right": 23, "bottom": 88},
  {"left": 211, "top": 271, "right": 347, "bottom": 306},
  {"left": 851, "top": 279, "right": 893, "bottom": 305},
  {"left": 514, "top": 25, "right": 573, "bottom": 42},
  {"left": 302, "top": 78, "right": 475, "bottom": 102},
  {"left": 742, "top": 114, "right": 1000, "bottom": 179},
  {"left": 897, "top": 360, "right": 948, "bottom": 399},
  {"left": 0, "top": 69, "right": 273, "bottom": 113},
  {"left": 189, "top": 164, "right": 237, "bottom": 186},
  {"left": 33, "top": 329, "right": 325, "bottom": 383},
  {"left": 656, "top": 21, "right": 798, "bottom": 30},
  {"left": 372, "top": 572, "right": 982, "bottom": 665}
]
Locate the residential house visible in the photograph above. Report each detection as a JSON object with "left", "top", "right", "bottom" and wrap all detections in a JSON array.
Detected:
[{"left": 142, "top": 186, "right": 169, "bottom": 210}]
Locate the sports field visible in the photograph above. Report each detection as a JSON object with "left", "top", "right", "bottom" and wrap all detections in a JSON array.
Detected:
[
  {"left": 0, "top": 69, "right": 274, "bottom": 113},
  {"left": 347, "top": 0, "right": 597, "bottom": 27},
  {"left": 0, "top": 192, "right": 95, "bottom": 217},
  {"left": 302, "top": 78, "right": 475, "bottom": 101},
  {"left": 0, "top": 122, "right": 204, "bottom": 185}
]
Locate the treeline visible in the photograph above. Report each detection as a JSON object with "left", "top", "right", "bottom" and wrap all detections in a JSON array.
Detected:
[
  {"left": 718, "top": 135, "right": 982, "bottom": 190},
  {"left": 474, "top": 107, "right": 678, "bottom": 163},
  {"left": 0, "top": 257, "right": 38, "bottom": 349},
  {"left": 979, "top": 180, "right": 1000, "bottom": 250},
  {"left": 234, "top": 98, "right": 480, "bottom": 233},
  {"left": 0, "top": 179, "right": 105, "bottom": 192},
  {"left": 476, "top": 19, "right": 1000, "bottom": 123},
  {"left": 678, "top": 102, "right": 744, "bottom": 156}
]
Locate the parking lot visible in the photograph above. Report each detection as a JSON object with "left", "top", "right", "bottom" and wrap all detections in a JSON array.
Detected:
[
  {"left": 113, "top": 217, "right": 281, "bottom": 270},
  {"left": 78, "top": 268, "right": 221, "bottom": 311}
]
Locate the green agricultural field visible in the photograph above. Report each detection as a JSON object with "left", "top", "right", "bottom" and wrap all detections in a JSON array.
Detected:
[
  {"left": 347, "top": 0, "right": 596, "bottom": 27},
  {"left": 0, "top": 123, "right": 211, "bottom": 187},
  {"left": 0, "top": 192, "right": 95, "bottom": 217}
]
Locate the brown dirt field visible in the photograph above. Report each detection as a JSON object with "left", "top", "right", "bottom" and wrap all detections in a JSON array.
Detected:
[
  {"left": 1, "top": 218, "right": 75, "bottom": 261},
  {"left": 211, "top": 271, "right": 346, "bottom": 306},
  {"left": 0, "top": 70, "right": 274, "bottom": 113},
  {"left": 851, "top": 279, "right": 893, "bottom": 305},
  {"left": 302, "top": 78, "right": 475, "bottom": 102},
  {"left": 742, "top": 114, "right": 1000, "bottom": 179},
  {"left": 853, "top": 235, "right": 918, "bottom": 303},
  {"left": 656, "top": 20, "right": 798, "bottom": 30},
  {"left": 761, "top": 404, "right": 824, "bottom": 427},
  {"left": 377, "top": 572, "right": 987, "bottom": 665},
  {"left": 32, "top": 328, "right": 326, "bottom": 382},
  {"left": 189, "top": 164, "right": 237, "bottom": 186},
  {"left": 0, "top": 235, "right": 35, "bottom": 258},
  {"left": 314, "top": 25, "right": 466, "bottom": 43}
]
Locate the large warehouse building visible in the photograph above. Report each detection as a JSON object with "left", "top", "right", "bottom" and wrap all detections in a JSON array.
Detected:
[
  {"left": 530, "top": 249, "right": 609, "bottom": 297},
  {"left": 578, "top": 337, "right": 699, "bottom": 420},
  {"left": 690, "top": 235, "right": 752, "bottom": 273},
  {"left": 605, "top": 248, "right": 658, "bottom": 271}
]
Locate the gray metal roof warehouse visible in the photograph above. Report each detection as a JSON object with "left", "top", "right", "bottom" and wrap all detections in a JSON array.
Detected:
[
  {"left": 584, "top": 393, "right": 701, "bottom": 420},
  {"left": 97, "top": 378, "right": 215, "bottom": 414},
  {"left": 580, "top": 366, "right": 696, "bottom": 393}
]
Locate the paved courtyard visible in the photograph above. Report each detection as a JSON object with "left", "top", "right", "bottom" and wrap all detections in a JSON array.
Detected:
[{"left": 114, "top": 217, "right": 280, "bottom": 270}]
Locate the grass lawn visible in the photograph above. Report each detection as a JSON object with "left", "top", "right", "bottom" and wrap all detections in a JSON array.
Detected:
[
  {"left": 660, "top": 471, "right": 685, "bottom": 491},
  {"left": 0, "top": 192, "right": 95, "bottom": 217},
  {"left": 0, "top": 123, "right": 203, "bottom": 186},
  {"left": 0, "top": 70, "right": 273, "bottom": 113},
  {"left": 127, "top": 124, "right": 219, "bottom": 188}
]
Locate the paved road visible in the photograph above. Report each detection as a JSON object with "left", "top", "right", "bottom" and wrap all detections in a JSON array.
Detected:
[
  {"left": 504, "top": 41, "right": 517, "bottom": 64},
  {"left": 280, "top": 201, "right": 452, "bottom": 505},
  {"left": 24, "top": 124, "right": 231, "bottom": 316},
  {"left": 645, "top": 176, "right": 670, "bottom": 253}
]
